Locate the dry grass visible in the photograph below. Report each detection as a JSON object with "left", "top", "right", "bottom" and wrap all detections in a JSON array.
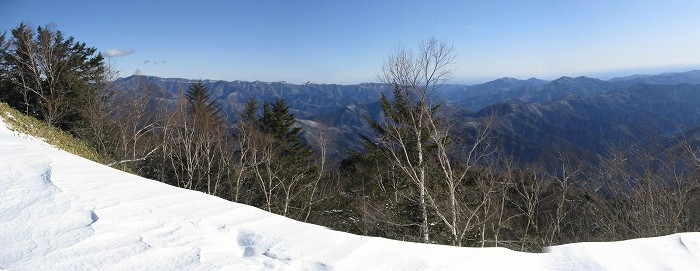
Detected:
[{"left": 0, "top": 102, "right": 111, "bottom": 164}]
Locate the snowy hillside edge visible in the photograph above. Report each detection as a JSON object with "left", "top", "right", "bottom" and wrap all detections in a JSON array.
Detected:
[{"left": 1, "top": 115, "right": 700, "bottom": 270}]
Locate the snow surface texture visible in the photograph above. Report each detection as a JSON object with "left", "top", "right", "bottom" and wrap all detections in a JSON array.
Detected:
[{"left": 0, "top": 116, "right": 699, "bottom": 271}]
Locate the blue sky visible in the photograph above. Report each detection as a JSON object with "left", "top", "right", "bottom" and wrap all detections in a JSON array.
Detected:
[{"left": 3, "top": 0, "right": 700, "bottom": 84}]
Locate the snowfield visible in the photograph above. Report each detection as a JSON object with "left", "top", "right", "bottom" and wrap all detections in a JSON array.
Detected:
[{"left": 1, "top": 116, "right": 699, "bottom": 271}]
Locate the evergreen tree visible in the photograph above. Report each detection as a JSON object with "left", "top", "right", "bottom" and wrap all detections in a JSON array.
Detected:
[
  {"left": 1, "top": 23, "right": 105, "bottom": 131},
  {"left": 241, "top": 98, "right": 258, "bottom": 124},
  {"left": 261, "top": 98, "right": 308, "bottom": 154},
  {"left": 238, "top": 97, "right": 316, "bottom": 218},
  {"left": 0, "top": 31, "right": 15, "bottom": 105},
  {"left": 185, "top": 80, "right": 223, "bottom": 126},
  {"left": 164, "top": 80, "right": 230, "bottom": 195}
]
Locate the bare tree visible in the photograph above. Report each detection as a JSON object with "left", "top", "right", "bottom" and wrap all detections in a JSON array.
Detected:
[
  {"left": 372, "top": 37, "right": 456, "bottom": 243},
  {"left": 106, "top": 74, "right": 162, "bottom": 170},
  {"left": 543, "top": 150, "right": 580, "bottom": 245},
  {"left": 593, "top": 136, "right": 700, "bottom": 240},
  {"left": 476, "top": 155, "right": 522, "bottom": 248},
  {"left": 248, "top": 129, "right": 277, "bottom": 211},
  {"left": 512, "top": 164, "right": 546, "bottom": 251},
  {"left": 245, "top": 127, "right": 306, "bottom": 216},
  {"left": 74, "top": 56, "right": 118, "bottom": 156},
  {"left": 425, "top": 114, "right": 496, "bottom": 246},
  {"left": 230, "top": 121, "right": 253, "bottom": 202},
  {"left": 161, "top": 82, "right": 230, "bottom": 196},
  {"left": 303, "top": 125, "right": 332, "bottom": 222}
]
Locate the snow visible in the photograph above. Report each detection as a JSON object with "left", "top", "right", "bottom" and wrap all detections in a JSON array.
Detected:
[
  {"left": 547, "top": 234, "right": 700, "bottom": 270},
  {"left": 1, "top": 115, "right": 700, "bottom": 270}
]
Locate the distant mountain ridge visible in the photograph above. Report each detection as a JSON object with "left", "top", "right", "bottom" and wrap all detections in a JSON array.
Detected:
[
  {"left": 114, "top": 75, "right": 388, "bottom": 154},
  {"left": 116, "top": 75, "right": 386, "bottom": 118},
  {"left": 115, "top": 70, "right": 700, "bottom": 161},
  {"left": 447, "top": 76, "right": 616, "bottom": 110},
  {"left": 472, "top": 83, "right": 700, "bottom": 161},
  {"left": 116, "top": 70, "right": 700, "bottom": 114},
  {"left": 609, "top": 70, "right": 700, "bottom": 85}
]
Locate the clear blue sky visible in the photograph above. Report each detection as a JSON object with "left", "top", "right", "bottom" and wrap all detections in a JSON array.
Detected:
[{"left": 3, "top": 0, "right": 700, "bottom": 84}]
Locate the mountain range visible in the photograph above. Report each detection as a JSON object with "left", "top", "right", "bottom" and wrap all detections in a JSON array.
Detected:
[{"left": 115, "top": 70, "right": 700, "bottom": 162}]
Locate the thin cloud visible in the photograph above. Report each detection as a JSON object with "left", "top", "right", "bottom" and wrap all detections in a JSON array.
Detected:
[
  {"left": 143, "top": 60, "right": 166, "bottom": 65},
  {"left": 464, "top": 24, "right": 476, "bottom": 30},
  {"left": 105, "top": 48, "right": 135, "bottom": 57}
]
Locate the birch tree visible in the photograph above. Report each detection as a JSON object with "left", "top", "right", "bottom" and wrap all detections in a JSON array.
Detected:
[
  {"left": 368, "top": 37, "right": 456, "bottom": 243},
  {"left": 425, "top": 114, "right": 495, "bottom": 246}
]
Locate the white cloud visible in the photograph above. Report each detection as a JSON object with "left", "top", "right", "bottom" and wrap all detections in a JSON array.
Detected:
[
  {"left": 464, "top": 24, "right": 476, "bottom": 30},
  {"left": 105, "top": 48, "right": 135, "bottom": 57}
]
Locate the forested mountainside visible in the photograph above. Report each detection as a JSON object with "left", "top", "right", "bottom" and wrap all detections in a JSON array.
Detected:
[{"left": 469, "top": 83, "right": 700, "bottom": 162}]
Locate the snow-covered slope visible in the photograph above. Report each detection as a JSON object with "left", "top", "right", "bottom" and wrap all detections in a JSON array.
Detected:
[{"left": 0, "top": 116, "right": 699, "bottom": 271}]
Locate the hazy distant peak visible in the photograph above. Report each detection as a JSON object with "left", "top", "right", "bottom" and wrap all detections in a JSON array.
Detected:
[
  {"left": 551, "top": 76, "right": 604, "bottom": 84},
  {"left": 608, "top": 70, "right": 700, "bottom": 85},
  {"left": 497, "top": 77, "right": 519, "bottom": 82},
  {"left": 526, "top": 77, "right": 548, "bottom": 84}
]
